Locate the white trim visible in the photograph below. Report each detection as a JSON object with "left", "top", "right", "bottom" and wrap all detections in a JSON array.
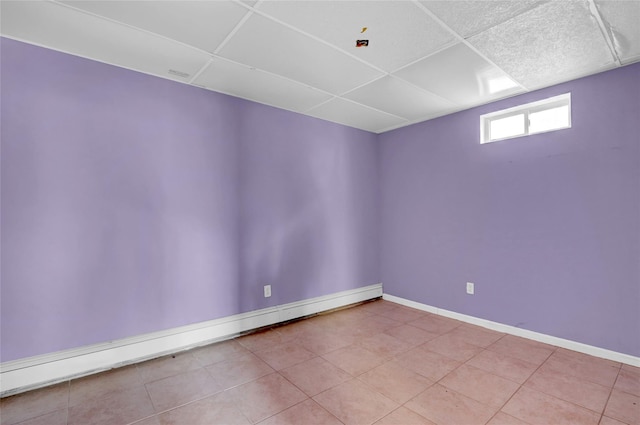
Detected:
[
  {"left": 0, "top": 283, "right": 382, "bottom": 397},
  {"left": 383, "top": 293, "right": 640, "bottom": 368}
]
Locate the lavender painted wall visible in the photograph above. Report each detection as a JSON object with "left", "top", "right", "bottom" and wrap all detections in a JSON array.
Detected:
[
  {"left": 0, "top": 38, "right": 379, "bottom": 362},
  {"left": 238, "top": 103, "right": 379, "bottom": 312},
  {"left": 380, "top": 63, "right": 640, "bottom": 356}
]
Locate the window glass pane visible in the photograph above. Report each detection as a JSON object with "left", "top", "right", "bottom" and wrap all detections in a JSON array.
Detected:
[
  {"left": 489, "top": 113, "right": 525, "bottom": 141},
  {"left": 529, "top": 105, "right": 569, "bottom": 134}
]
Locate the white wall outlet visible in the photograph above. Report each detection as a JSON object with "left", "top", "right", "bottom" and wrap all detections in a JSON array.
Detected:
[
  {"left": 263, "top": 285, "right": 271, "bottom": 298},
  {"left": 466, "top": 282, "right": 475, "bottom": 295}
]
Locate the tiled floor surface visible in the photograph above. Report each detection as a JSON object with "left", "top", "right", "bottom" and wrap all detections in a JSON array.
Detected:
[{"left": 2, "top": 300, "right": 639, "bottom": 425}]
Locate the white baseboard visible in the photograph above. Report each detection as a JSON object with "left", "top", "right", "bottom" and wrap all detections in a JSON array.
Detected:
[
  {"left": 0, "top": 283, "right": 382, "bottom": 397},
  {"left": 383, "top": 293, "right": 640, "bottom": 367}
]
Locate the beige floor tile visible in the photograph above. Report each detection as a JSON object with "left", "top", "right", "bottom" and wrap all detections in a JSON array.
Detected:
[
  {"left": 359, "top": 362, "right": 433, "bottom": 404},
  {"left": 422, "top": 333, "right": 483, "bottom": 362},
  {"left": 384, "top": 324, "right": 439, "bottom": 346},
  {"left": 357, "top": 333, "right": 413, "bottom": 359},
  {"left": 280, "top": 356, "right": 351, "bottom": 397},
  {"left": 205, "top": 352, "right": 274, "bottom": 390},
  {"left": 257, "top": 399, "right": 342, "bottom": 425},
  {"left": 440, "top": 364, "right": 520, "bottom": 407},
  {"left": 393, "top": 347, "right": 460, "bottom": 381},
  {"left": 67, "top": 385, "right": 155, "bottom": 425},
  {"left": 375, "top": 306, "right": 427, "bottom": 323},
  {"left": 322, "top": 345, "right": 386, "bottom": 376},
  {"left": 486, "top": 412, "right": 530, "bottom": 425},
  {"left": 447, "top": 324, "right": 504, "bottom": 348},
  {"left": 69, "top": 365, "right": 143, "bottom": 406},
  {"left": 615, "top": 364, "right": 640, "bottom": 397},
  {"left": 502, "top": 386, "right": 600, "bottom": 425},
  {"left": 604, "top": 389, "right": 640, "bottom": 425},
  {"left": 145, "top": 368, "right": 221, "bottom": 412},
  {"left": 225, "top": 373, "right": 307, "bottom": 423},
  {"left": 156, "top": 392, "right": 249, "bottom": 425},
  {"left": 405, "top": 384, "right": 498, "bottom": 425},
  {"left": 313, "top": 379, "right": 398, "bottom": 425},
  {"left": 254, "top": 342, "right": 316, "bottom": 370},
  {"left": 544, "top": 348, "right": 621, "bottom": 387},
  {"left": 190, "top": 340, "right": 250, "bottom": 367},
  {"left": 0, "top": 382, "right": 69, "bottom": 425},
  {"left": 599, "top": 416, "right": 631, "bottom": 425},
  {"left": 137, "top": 353, "right": 201, "bottom": 384},
  {"left": 524, "top": 362, "right": 611, "bottom": 413},
  {"left": 9, "top": 409, "right": 68, "bottom": 425},
  {"left": 408, "top": 315, "right": 462, "bottom": 335},
  {"left": 467, "top": 349, "right": 539, "bottom": 384},
  {"left": 237, "top": 330, "right": 289, "bottom": 352},
  {"left": 374, "top": 406, "right": 436, "bottom": 425},
  {"left": 486, "top": 335, "right": 555, "bottom": 366}
]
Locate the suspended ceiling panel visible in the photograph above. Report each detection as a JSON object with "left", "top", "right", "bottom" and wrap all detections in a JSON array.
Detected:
[
  {"left": 256, "top": 0, "right": 456, "bottom": 72},
  {"left": 595, "top": 0, "right": 640, "bottom": 64},
  {"left": 2, "top": 0, "right": 639, "bottom": 133},
  {"left": 307, "top": 98, "right": 407, "bottom": 133},
  {"left": 0, "top": 1, "right": 210, "bottom": 83},
  {"left": 61, "top": 1, "right": 250, "bottom": 54},
  {"left": 420, "top": 0, "right": 546, "bottom": 38},
  {"left": 219, "top": 12, "right": 384, "bottom": 95},
  {"left": 194, "top": 58, "right": 332, "bottom": 113},
  {"left": 395, "top": 43, "right": 525, "bottom": 108},
  {"left": 468, "top": 0, "right": 616, "bottom": 90},
  {"left": 344, "top": 76, "right": 457, "bottom": 121}
]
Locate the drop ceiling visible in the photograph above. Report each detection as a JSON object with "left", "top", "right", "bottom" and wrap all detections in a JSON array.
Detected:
[{"left": 1, "top": 0, "right": 639, "bottom": 133}]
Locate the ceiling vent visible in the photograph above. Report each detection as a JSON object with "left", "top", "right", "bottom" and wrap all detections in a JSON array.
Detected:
[{"left": 168, "top": 69, "right": 190, "bottom": 78}]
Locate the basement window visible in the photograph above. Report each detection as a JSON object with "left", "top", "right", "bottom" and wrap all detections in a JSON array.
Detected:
[{"left": 480, "top": 93, "right": 571, "bottom": 144}]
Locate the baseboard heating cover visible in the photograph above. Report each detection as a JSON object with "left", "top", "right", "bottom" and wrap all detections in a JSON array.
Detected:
[{"left": 0, "top": 283, "right": 383, "bottom": 397}]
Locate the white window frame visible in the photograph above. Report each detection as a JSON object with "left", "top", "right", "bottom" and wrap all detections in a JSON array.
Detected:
[{"left": 480, "top": 93, "right": 571, "bottom": 144}]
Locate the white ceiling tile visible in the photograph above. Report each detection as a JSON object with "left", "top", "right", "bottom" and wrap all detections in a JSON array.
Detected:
[
  {"left": 307, "top": 98, "right": 407, "bottom": 133},
  {"left": 468, "top": 0, "right": 615, "bottom": 89},
  {"left": 344, "top": 76, "right": 456, "bottom": 120},
  {"left": 256, "top": 0, "right": 456, "bottom": 72},
  {"left": 420, "top": 0, "right": 545, "bottom": 38},
  {"left": 218, "top": 13, "right": 383, "bottom": 94},
  {"left": 59, "top": 1, "right": 249, "bottom": 53},
  {"left": 394, "top": 43, "right": 524, "bottom": 107},
  {"left": 194, "top": 58, "right": 332, "bottom": 112},
  {"left": 0, "top": 1, "right": 210, "bottom": 82},
  {"left": 595, "top": 0, "right": 640, "bottom": 64}
]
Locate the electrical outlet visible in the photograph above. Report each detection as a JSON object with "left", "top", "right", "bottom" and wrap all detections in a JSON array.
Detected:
[
  {"left": 264, "top": 285, "right": 271, "bottom": 298},
  {"left": 466, "top": 282, "right": 475, "bottom": 295}
]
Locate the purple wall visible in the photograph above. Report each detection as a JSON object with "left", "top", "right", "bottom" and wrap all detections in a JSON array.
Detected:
[
  {"left": 0, "top": 38, "right": 378, "bottom": 362},
  {"left": 380, "top": 63, "right": 640, "bottom": 356},
  {"left": 2, "top": 36, "right": 638, "bottom": 362},
  {"left": 238, "top": 103, "right": 379, "bottom": 312}
]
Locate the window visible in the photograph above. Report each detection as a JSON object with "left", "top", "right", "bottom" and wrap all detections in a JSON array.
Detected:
[{"left": 480, "top": 93, "right": 571, "bottom": 144}]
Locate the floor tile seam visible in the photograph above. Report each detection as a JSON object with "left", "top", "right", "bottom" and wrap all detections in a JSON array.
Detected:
[
  {"left": 525, "top": 364, "right": 620, "bottom": 414},
  {"left": 145, "top": 381, "right": 225, "bottom": 413},
  {"left": 516, "top": 384, "right": 609, "bottom": 422},
  {"left": 316, "top": 354, "right": 359, "bottom": 379},
  {"left": 126, "top": 412, "right": 158, "bottom": 425},
  {"left": 431, "top": 359, "right": 516, "bottom": 412},
  {"left": 311, "top": 378, "right": 400, "bottom": 425},
  {"left": 3, "top": 407, "right": 70, "bottom": 425},
  {"left": 144, "top": 386, "right": 235, "bottom": 419},
  {"left": 138, "top": 364, "right": 213, "bottom": 388},
  {"left": 543, "top": 355, "right": 624, "bottom": 392},
  {"left": 353, "top": 367, "right": 426, "bottom": 404},
  {"left": 483, "top": 409, "right": 534, "bottom": 425},
  {"left": 251, "top": 396, "right": 343, "bottom": 425}
]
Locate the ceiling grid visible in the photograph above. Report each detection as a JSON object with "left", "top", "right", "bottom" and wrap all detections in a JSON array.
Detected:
[{"left": 1, "top": 0, "right": 638, "bottom": 133}]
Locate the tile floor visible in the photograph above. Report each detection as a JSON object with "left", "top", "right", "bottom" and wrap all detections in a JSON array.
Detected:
[{"left": 1, "top": 300, "right": 639, "bottom": 425}]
